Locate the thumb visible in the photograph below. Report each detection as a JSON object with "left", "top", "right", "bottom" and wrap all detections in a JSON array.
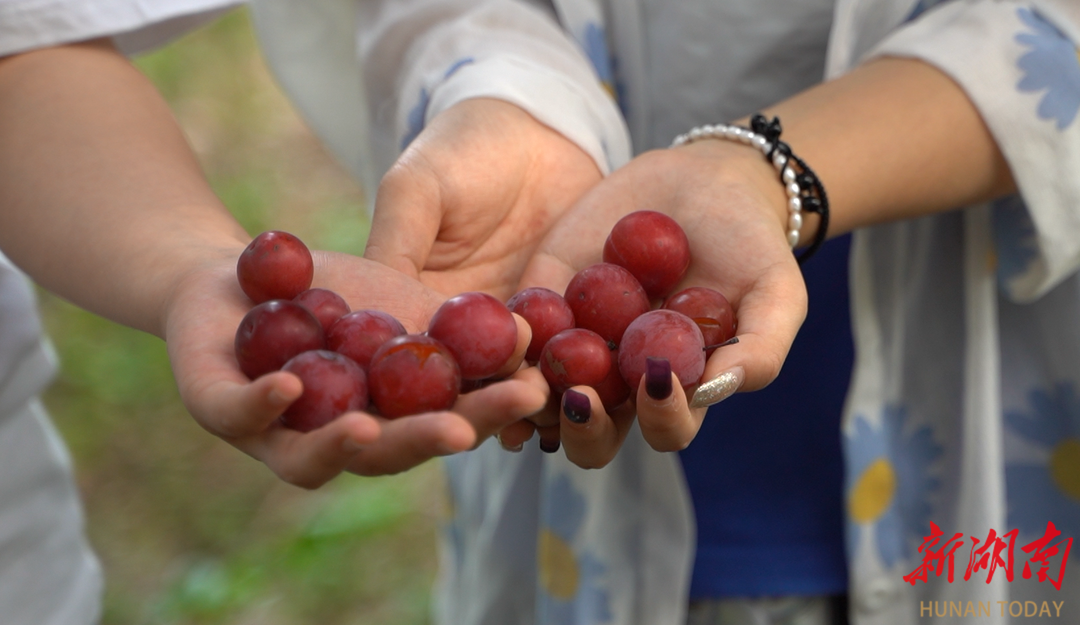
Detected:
[{"left": 363, "top": 156, "right": 442, "bottom": 278}]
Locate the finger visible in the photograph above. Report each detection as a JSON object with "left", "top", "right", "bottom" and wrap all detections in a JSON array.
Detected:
[
  {"left": 490, "top": 313, "right": 533, "bottom": 380},
  {"left": 559, "top": 387, "right": 636, "bottom": 468},
  {"left": 181, "top": 364, "right": 303, "bottom": 438},
  {"left": 363, "top": 154, "right": 442, "bottom": 278},
  {"left": 688, "top": 264, "right": 805, "bottom": 410},
  {"left": 453, "top": 366, "right": 549, "bottom": 440},
  {"left": 526, "top": 390, "right": 563, "bottom": 428},
  {"left": 346, "top": 411, "right": 479, "bottom": 476},
  {"left": 347, "top": 367, "right": 549, "bottom": 475},
  {"left": 535, "top": 424, "right": 562, "bottom": 454},
  {"left": 496, "top": 420, "right": 536, "bottom": 452},
  {"left": 636, "top": 358, "right": 704, "bottom": 452},
  {"left": 244, "top": 412, "right": 383, "bottom": 489},
  {"left": 341, "top": 362, "right": 547, "bottom": 476}
]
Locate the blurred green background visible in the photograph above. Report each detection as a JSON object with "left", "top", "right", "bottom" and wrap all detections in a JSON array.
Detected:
[{"left": 37, "top": 8, "right": 441, "bottom": 625}]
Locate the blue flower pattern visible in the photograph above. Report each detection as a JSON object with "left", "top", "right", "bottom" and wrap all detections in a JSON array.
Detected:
[
  {"left": 401, "top": 57, "right": 476, "bottom": 149},
  {"left": 1005, "top": 382, "right": 1080, "bottom": 557},
  {"left": 582, "top": 23, "right": 614, "bottom": 91},
  {"left": 992, "top": 194, "right": 1040, "bottom": 285},
  {"left": 537, "top": 474, "right": 613, "bottom": 624},
  {"left": 904, "top": 0, "right": 951, "bottom": 23},
  {"left": 1015, "top": 7, "right": 1080, "bottom": 130},
  {"left": 846, "top": 405, "right": 943, "bottom": 568}
]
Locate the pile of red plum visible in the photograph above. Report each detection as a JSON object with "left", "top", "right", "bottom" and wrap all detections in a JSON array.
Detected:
[{"left": 233, "top": 211, "right": 736, "bottom": 432}]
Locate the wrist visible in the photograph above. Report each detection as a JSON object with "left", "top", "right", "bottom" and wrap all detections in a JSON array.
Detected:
[
  {"left": 672, "top": 117, "right": 828, "bottom": 262},
  {"left": 157, "top": 236, "right": 250, "bottom": 340},
  {"left": 671, "top": 137, "right": 822, "bottom": 251}
]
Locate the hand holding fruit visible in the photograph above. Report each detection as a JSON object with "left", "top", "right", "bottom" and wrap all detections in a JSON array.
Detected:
[
  {"left": 163, "top": 232, "right": 547, "bottom": 489},
  {"left": 514, "top": 140, "right": 809, "bottom": 467}
]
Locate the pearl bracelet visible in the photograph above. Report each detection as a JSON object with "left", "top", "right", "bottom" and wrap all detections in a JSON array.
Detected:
[{"left": 670, "top": 114, "right": 829, "bottom": 264}]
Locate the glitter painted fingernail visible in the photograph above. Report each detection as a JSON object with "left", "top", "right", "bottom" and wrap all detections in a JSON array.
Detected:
[{"left": 689, "top": 368, "right": 744, "bottom": 408}]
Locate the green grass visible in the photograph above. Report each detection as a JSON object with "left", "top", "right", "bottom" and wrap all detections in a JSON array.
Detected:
[{"left": 38, "top": 8, "right": 439, "bottom": 624}]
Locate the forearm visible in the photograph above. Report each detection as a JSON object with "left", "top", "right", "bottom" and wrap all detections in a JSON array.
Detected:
[
  {"left": 0, "top": 39, "right": 250, "bottom": 337},
  {"left": 677, "top": 55, "right": 1017, "bottom": 248},
  {"left": 763, "top": 56, "right": 1016, "bottom": 239}
]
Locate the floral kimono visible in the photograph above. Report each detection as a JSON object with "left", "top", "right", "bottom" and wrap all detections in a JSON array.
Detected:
[{"left": 251, "top": 0, "right": 1080, "bottom": 622}]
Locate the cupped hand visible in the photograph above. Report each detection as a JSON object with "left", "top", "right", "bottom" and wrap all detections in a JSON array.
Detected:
[
  {"left": 163, "top": 247, "right": 547, "bottom": 489},
  {"left": 518, "top": 139, "right": 810, "bottom": 467},
  {"left": 364, "top": 97, "right": 603, "bottom": 301}
]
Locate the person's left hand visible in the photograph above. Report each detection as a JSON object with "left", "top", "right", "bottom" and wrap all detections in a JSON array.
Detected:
[
  {"left": 363, "top": 97, "right": 603, "bottom": 301},
  {"left": 499, "top": 139, "right": 810, "bottom": 467}
]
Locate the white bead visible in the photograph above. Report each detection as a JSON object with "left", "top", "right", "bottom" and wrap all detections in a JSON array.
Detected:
[
  {"left": 723, "top": 126, "right": 738, "bottom": 139},
  {"left": 772, "top": 153, "right": 787, "bottom": 170},
  {"left": 690, "top": 127, "right": 703, "bottom": 140},
  {"left": 788, "top": 212, "right": 803, "bottom": 232},
  {"left": 787, "top": 230, "right": 800, "bottom": 248},
  {"left": 787, "top": 182, "right": 801, "bottom": 197},
  {"left": 752, "top": 135, "right": 768, "bottom": 150},
  {"left": 782, "top": 167, "right": 796, "bottom": 185},
  {"left": 788, "top": 196, "right": 802, "bottom": 212}
]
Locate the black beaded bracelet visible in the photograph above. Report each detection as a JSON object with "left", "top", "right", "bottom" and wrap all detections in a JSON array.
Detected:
[{"left": 670, "top": 114, "right": 830, "bottom": 264}]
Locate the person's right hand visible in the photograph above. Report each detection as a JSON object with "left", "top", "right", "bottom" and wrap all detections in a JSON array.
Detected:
[{"left": 162, "top": 246, "right": 548, "bottom": 489}]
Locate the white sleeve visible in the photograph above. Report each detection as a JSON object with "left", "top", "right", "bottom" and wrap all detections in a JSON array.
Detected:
[
  {"left": 868, "top": 0, "right": 1080, "bottom": 301},
  {"left": 0, "top": 0, "right": 242, "bottom": 56},
  {"left": 357, "top": 0, "right": 630, "bottom": 178}
]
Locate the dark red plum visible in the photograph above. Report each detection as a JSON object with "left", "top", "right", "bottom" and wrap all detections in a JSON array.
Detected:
[
  {"left": 427, "top": 292, "right": 518, "bottom": 380},
  {"left": 237, "top": 230, "right": 314, "bottom": 303},
  {"left": 279, "top": 350, "right": 368, "bottom": 432},
  {"left": 234, "top": 299, "right": 325, "bottom": 379},
  {"left": 368, "top": 334, "right": 461, "bottom": 418},
  {"left": 618, "top": 310, "right": 705, "bottom": 390},
  {"left": 506, "top": 287, "right": 576, "bottom": 364},
  {"left": 603, "top": 211, "right": 690, "bottom": 300},
  {"left": 327, "top": 309, "right": 407, "bottom": 371}
]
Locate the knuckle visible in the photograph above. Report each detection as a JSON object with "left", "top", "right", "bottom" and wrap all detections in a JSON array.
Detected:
[{"left": 642, "top": 421, "right": 694, "bottom": 452}]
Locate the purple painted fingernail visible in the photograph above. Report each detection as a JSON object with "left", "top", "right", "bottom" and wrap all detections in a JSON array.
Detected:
[
  {"left": 540, "top": 438, "right": 561, "bottom": 454},
  {"left": 646, "top": 357, "right": 672, "bottom": 400},
  {"left": 562, "top": 389, "right": 592, "bottom": 424}
]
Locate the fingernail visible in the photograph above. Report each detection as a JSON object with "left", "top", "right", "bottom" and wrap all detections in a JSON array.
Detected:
[
  {"left": 539, "top": 438, "right": 561, "bottom": 454},
  {"left": 645, "top": 357, "right": 672, "bottom": 401},
  {"left": 268, "top": 386, "right": 292, "bottom": 407},
  {"left": 562, "top": 389, "right": 591, "bottom": 424},
  {"left": 496, "top": 432, "right": 523, "bottom": 453},
  {"left": 689, "top": 367, "right": 744, "bottom": 408}
]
